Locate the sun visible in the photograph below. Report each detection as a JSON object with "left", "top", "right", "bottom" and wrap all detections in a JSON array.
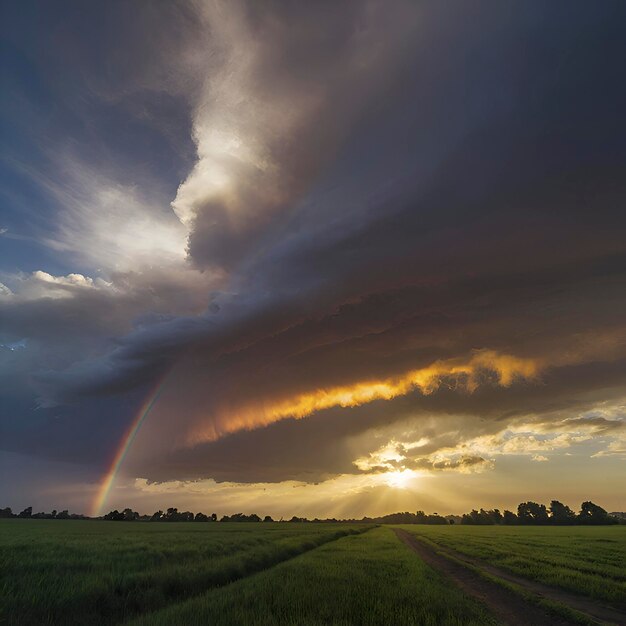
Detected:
[{"left": 383, "top": 469, "right": 416, "bottom": 489}]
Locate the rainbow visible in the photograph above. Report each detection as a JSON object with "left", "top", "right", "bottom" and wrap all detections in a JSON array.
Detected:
[{"left": 91, "top": 381, "right": 166, "bottom": 517}]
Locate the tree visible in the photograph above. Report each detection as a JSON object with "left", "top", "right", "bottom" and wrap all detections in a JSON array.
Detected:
[
  {"left": 222, "top": 513, "right": 261, "bottom": 522},
  {"left": 104, "top": 510, "right": 124, "bottom": 521},
  {"left": 18, "top": 506, "right": 32, "bottom": 518},
  {"left": 0, "top": 507, "right": 13, "bottom": 518},
  {"left": 502, "top": 510, "right": 518, "bottom": 525},
  {"left": 210, "top": 513, "right": 218, "bottom": 522},
  {"left": 150, "top": 510, "right": 163, "bottom": 521},
  {"left": 517, "top": 501, "right": 549, "bottom": 525},
  {"left": 165, "top": 507, "right": 177, "bottom": 520},
  {"left": 263, "top": 515, "right": 274, "bottom": 522},
  {"left": 549, "top": 500, "right": 575, "bottom": 525},
  {"left": 194, "top": 512, "right": 208, "bottom": 522},
  {"left": 461, "top": 509, "right": 501, "bottom": 525},
  {"left": 122, "top": 508, "right": 139, "bottom": 521},
  {"left": 578, "top": 501, "right": 616, "bottom": 525}
]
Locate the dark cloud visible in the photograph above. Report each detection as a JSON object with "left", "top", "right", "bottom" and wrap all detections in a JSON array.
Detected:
[
  {"left": 123, "top": 355, "right": 626, "bottom": 484},
  {"left": 1, "top": 1, "right": 626, "bottom": 506}
]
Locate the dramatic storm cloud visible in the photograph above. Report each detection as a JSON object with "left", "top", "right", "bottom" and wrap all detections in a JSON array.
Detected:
[{"left": 1, "top": 1, "right": 625, "bottom": 517}]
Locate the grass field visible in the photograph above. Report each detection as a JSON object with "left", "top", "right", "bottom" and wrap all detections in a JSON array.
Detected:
[
  {"left": 0, "top": 519, "right": 364, "bottom": 625},
  {"left": 402, "top": 525, "right": 626, "bottom": 609},
  {"left": 3, "top": 519, "right": 625, "bottom": 625},
  {"left": 129, "top": 526, "right": 497, "bottom": 626}
]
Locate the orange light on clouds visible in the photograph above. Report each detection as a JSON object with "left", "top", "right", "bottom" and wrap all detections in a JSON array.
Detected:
[{"left": 189, "top": 349, "right": 541, "bottom": 444}]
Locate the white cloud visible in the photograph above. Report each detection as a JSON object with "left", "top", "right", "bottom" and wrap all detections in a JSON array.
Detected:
[
  {"left": 33, "top": 271, "right": 95, "bottom": 288},
  {"left": 171, "top": 1, "right": 421, "bottom": 270},
  {"left": 591, "top": 437, "right": 626, "bottom": 458},
  {"left": 352, "top": 403, "right": 626, "bottom": 476},
  {"left": 43, "top": 162, "right": 189, "bottom": 272},
  {"left": 2, "top": 270, "right": 114, "bottom": 301}
]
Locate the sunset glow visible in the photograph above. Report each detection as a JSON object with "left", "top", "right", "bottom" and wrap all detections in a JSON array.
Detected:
[{"left": 382, "top": 470, "right": 418, "bottom": 490}]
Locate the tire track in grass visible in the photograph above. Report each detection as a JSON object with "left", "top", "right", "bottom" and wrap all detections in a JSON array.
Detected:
[
  {"left": 158, "top": 526, "right": 374, "bottom": 596},
  {"left": 122, "top": 526, "right": 375, "bottom": 625},
  {"left": 394, "top": 529, "right": 626, "bottom": 626},
  {"left": 129, "top": 526, "right": 498, "bottom": 626},
  {"left": 409, "top": 531, "right": 626, "bottom": 624}
]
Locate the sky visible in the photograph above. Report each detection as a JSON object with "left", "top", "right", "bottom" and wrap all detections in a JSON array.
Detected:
[{"left": 1, "top": 1, "right": 625, "bottom": 518}]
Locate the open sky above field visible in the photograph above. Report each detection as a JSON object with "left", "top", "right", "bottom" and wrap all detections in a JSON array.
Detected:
[{"left": 1, "top": 1, "right": 625, "bottom": 517}]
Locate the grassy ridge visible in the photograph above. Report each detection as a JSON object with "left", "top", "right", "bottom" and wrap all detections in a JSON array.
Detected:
[
  {"left": 130, "top": 526, "right": 498, "bottom": 626},
  {"left": 0, "top": 519, "right": 364, "bottom": 625},
  {"left": 402, "top": 525, "right": 626, "bottom": 608}
]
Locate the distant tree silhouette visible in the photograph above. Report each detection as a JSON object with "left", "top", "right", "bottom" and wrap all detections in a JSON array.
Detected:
[
  {"left": 368, "top": 511, "right": 448, "bottom": 525},
  {"left": 103, "top": 510, "right": 123, "bottom": 521},
  {"left": 578, "top": 501, "right": 616, "bottom": 525},
  {"left": 122, "top": 508, "right": 139, "bottom": 521},
  {"left": 461, "top": 509, "right": 503, "bottom": 525},
  {"left": 456, "top": 500, "right": 621, "bottom": 525},
  {"left": 549, "top": 500, "right": 576, "bottom": 525},
  {"left": 221, "top": 513, "right": 261, "bottom": 522},
  {"left": 2, "top": 498, "right": 621, "bottom": 525},
  {"left": 102, "top": 508, "right": 139, "bottom": 521},
  {"left": 517, "top": 501, "right": 549, "bottom": 525}
]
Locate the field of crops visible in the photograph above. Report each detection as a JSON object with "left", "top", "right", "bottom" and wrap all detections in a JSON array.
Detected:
[
  {"left": 0, "top": 519, "right": 364, "bottom": 625},
  {"left": 3, "top": 519, "right": 625, "bottom": 625},
  {"left": 403, "top": 525, "right": 626, "bottom": 610},
  {"left": 129, "top": 526, "right": 496, "bottom": 626}
]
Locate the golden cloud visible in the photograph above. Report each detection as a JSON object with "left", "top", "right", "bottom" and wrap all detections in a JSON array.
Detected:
[{"left": 190, "top": 349, "right": 542, "bottom": 443}]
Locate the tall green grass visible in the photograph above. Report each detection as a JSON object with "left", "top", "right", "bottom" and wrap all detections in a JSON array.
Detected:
[
  {"left": 130, "top": 527, "right": 498, "bottom": 626},
  {"left": 402, "top": 525, "right": 626, "bottom": 608},
  {"left": 0, "top": 519, "right": 364, "bottom": 625}
]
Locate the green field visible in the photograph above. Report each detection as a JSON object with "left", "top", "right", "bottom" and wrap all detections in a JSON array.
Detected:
[
  {"left": 2, "top": 519, "right": 625, "bottom": 625},
  {"left": 0, "top": 519, "right": 364, "bottom": 625},
  {"left": 402, "top": 525, "right": 626, "bottom": 609},
  {"left": 129, "top": 526, "right": 496, "bottom": 626}
]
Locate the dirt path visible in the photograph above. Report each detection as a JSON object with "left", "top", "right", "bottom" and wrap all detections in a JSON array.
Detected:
[{"left": 393, "top": 528, "right": 626, "bottom": 626}]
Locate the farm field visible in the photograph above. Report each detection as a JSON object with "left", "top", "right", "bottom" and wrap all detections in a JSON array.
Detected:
[
  {"left": 3, "top": 519, "right": 626, "bottom": 626},
  {"left": 402, "top": 525, "right": 626, "bottom": 610},
  {"left": 129, "top": 526, "right": 497, "bottom": 626},
  {"left": 0, "top": 519, "right": 365, "bottom": 625}
]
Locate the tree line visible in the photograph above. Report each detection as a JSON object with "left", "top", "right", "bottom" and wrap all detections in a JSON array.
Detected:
[
  {"left": 459, "top": 500, "right": 618, "bottom": 525},
  {"left": 0, "top": 506, "right": 87, "bottom": 520},
  {"left": 1, "top": 500, "right": 621, "bottom": 525}
]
